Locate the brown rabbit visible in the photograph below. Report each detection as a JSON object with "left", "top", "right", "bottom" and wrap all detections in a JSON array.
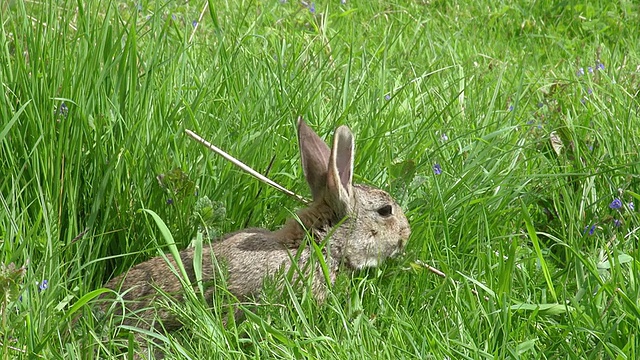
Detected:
[{"left": 102, "top": 118, "right": 411, "bottom": 350}]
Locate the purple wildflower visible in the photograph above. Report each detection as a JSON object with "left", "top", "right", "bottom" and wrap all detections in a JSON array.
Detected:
[
  {"left": 38, "top": 279, "right": 48, "bottom": 292},
  {"left": 588, "top": 66, "right": 593, "bottom": 74},
  {"left": 58, "top": 102, "right": 68, "bottom": 116},
  {"left": 596, "top": 62, "right": 605, "bottom": 71},
  {"left": 613, "top": 219, "right": 622, "bottom": 227},
  {"left": 508, "top": 105, "right": 514, "bottom": 111},
  {"left": 309, "top": 2, "right": 315, "bottom": 13},
  {"left": 192, "top": 20, "right": 198, "bottom": 27},
  {"left": 609, "top": 198, "right": 623, "bottom": 210},
  {"left": 584, "top": 224, "right": 596, "bottom": 236},
  {"left": 629, "top": 202, "right": 635, "bottom": 211},
  {"left": 433, "top": 163, "right": 442, "bottom": 175},
  {"left": 440, "top": 133, "right": 448, "bottom": 142},
  {"left": 384, "top": 94, "right": 391, "bottom": 101},
  {"left": 167, "top": 198, "right": 174, "bottom": 205},
  {"left": 577, "top": 68, "right": 585, "bottom": 76}
]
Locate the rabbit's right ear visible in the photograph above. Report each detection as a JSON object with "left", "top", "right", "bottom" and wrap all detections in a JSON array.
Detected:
[
  {"left": 298, "top": 117, "right": 331, "bottom": 201},
  {"left": 327, "top": 125, "right": 354, "bottom": 207}
]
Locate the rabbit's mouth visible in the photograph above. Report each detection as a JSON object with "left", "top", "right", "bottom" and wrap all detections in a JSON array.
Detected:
[
  {"left": 350, "top": 246, "right": 404, "bottom": 270},
  {"left": 390, "top": 246, "right": 403, "bottom": 258},
  {"left": 357, "top": 257, "right": 381, "bottom": 269}
]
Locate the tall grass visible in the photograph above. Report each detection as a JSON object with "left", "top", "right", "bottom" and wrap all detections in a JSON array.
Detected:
[{"left": 1, "top": 0, "right": 639, "bottom": 358}]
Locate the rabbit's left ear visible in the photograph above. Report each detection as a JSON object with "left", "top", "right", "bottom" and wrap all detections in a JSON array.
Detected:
[
  {"left": 298, "top": 117, "right": 331, "bottom": 201},
  {"left": 327, "top": 125, "right": 354, "bottom": 205}
]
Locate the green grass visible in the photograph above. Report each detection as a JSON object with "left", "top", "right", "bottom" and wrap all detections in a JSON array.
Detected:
[{"left": 2, "top": 0, "right": 640, "bottom": 358}]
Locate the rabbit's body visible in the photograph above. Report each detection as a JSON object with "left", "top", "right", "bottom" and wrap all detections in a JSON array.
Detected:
[
  {"left": 103, "top": 119, "right": 411, "bottom": 338},
  {"left": 104, "top": 228, "right": 328, "bottom": 331}
]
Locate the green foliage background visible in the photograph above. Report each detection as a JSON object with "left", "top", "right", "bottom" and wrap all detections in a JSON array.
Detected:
[{"left": 1, "top": 0, "right": 639, "bottom": 358}]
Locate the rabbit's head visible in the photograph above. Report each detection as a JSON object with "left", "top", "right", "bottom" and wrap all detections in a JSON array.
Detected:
[{"left": 297, "top": 118, "right": 411, "bottom": 270}]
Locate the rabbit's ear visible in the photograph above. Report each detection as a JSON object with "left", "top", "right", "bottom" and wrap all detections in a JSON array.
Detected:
[
  {"left": 327, "top": 125, "right": 354, "bottom": 204},
  {"left": 298, "top": 117, "right": 331, "bottom": 200}
]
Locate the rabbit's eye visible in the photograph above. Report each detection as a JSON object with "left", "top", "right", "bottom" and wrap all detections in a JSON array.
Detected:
[{"left": 376, "top": 205, "right": 393, "bottom": 217}]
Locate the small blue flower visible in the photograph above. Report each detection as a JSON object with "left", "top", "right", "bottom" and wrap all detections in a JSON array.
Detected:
[
  {"left": 609, "top": 198, "right": 623, "bottom": 210},
  {"left": 577, "top": 67, "right": 585, "bottom": 76},
  {"left": 584, "top": 224, "right": 596, "bottom": 236},
  {"left": 192, "top": 20, "right": 198, "bottom": 27},
  {"left": 588, "top": 66, "right": 593, "bottom": 74},
  {"left": 384, "top": 94, "right": 391, "bottom": 101},
  {"left": 433, "top": 163, "right": 442, "bottom": 175},
  {"left": 537, "top": 102, "right": 544, "bottom": 108},
  {"left": 508, "top": 105, "right": 514, "bottom": 111},
  {"left": 440, "top": 133, "right": 448, "bottom": 142},
  {"left": 171, "top": 14, "right": 176, "bottom": 21},
  {"left": 580, "top": 98, "right": 586, "bottom": 105},
  {"left": 629, "top": 202, "right": 635, "bottom": 211},
  {"left": 58, "top": 102, "right": 68, "bottom": 116},
  {"left": 341, "top": 0, "right": 346, "bottom": 4},
  {"left": 167, "top": 198, "right": 174, "bottom": 205},
  {"left": 596, "top": 62, "right": 605, "bottom": 71},
  {"left": 587, "top": 88, "right": 593, "bottom": 95},
  {"left": 309, "top": 2, "right": 315, "bottom": 13},
  {"left": 613, "top": 219, "right": 622, "bottom": 227},
  {"left": 39, "top": 279, "right": 48, "bottom": 292}
]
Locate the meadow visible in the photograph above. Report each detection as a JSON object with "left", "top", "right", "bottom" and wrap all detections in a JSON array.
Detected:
[{"left": 1, "top": 0, "right": 640, "bottom": 358}]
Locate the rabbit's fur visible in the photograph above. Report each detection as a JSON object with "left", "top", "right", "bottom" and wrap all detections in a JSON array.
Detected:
[{"left": 102, "top": 118, "right": 411, "bottom": 335}]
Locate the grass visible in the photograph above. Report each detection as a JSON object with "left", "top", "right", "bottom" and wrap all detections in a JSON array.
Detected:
[{"left": 1, "top": 0, "right": 639, "bottom": 358}]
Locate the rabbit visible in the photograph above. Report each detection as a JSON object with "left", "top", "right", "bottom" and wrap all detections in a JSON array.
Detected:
[{"left": 101, "top": 118, "right": 411, "bottom": 351}]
